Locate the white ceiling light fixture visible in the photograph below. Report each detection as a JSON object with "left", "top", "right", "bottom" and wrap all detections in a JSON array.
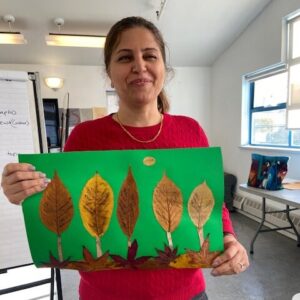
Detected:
[
  {"left": 0, "top": 15, "right": 27, "bottom": 45},
  {"left": 44, "top": 77, "right": 64, "bottom": 91},
  {"left": 45, "top": 18, "right": 106, "bottom": 48}
]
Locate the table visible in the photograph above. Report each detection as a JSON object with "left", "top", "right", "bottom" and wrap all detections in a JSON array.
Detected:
[{"left": 239, "top": 184, "right": 300, "bottom": 254}]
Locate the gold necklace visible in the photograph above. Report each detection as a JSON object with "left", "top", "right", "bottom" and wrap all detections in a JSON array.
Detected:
[{"left": 116, "top": 113, "right": 164, "bottom": 143}]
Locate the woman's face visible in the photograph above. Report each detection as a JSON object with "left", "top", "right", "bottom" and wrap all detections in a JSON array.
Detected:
[{"left": 108, "top": 27, "right": 165, "bottom": 109}]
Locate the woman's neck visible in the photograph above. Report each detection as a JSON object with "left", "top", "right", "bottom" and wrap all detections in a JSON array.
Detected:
[{"left": 115, "top": 104, "right": 162, "bottom": 127}]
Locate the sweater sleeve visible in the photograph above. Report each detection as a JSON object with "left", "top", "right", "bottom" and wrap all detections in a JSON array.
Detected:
[{"left": 222, "top": 204, "right": 235, "bottom": 235}]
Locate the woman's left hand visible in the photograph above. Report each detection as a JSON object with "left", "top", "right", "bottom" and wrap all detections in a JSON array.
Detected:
[{"left": 211, "top": 234, "right": 249, "bottom": 276}]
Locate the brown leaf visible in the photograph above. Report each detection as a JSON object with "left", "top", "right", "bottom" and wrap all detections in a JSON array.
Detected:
[
  {"left": 185, "top": 236, "right": 221, "bottom": 268},
  {"left": 188, "top": 181, "right": 215, "bottom": 230},
  {"left": 71, "top": 248, "right": 114, "bottom": 271},
  {"left": 41, "top": 252, "right": 71, "bottom": 269},
  {"left": 117, "top": 167, "right": 139, "bottom": 241},
  {"left": 153, "top": 173, "right": 183, "bottom": 233},
  {"left": 79, "top": 172, "right": 114, "bottom": 238},
  {"left": 39, "top": 171, "right": 74, "bottom": 235},
  {"left": 63, "top": 247, "right": 118, "bottom": 271}
]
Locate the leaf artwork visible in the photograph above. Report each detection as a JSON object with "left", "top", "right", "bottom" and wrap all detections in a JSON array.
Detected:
[
  {"left": 153, "top": 173, "right": 183, "bottom": 249},
  {"left": 110, "top": 240, "right": 150, "bottom": 269},
  {"left": 169, "top": 235, "right": 221, "bottom": 268},
  {"left": 39, "top": 171, "right": 74, "bottom": 262},
  {"left": 79, "top": 172, "right": 114, "bottom": 257},
  {"left": 188, "top": 181, "right": 215, "bottom": 247},
  {"left": 117, "top": 167, "right": 139, "bottom": 247},
  {"left": 20, "top": 147, "right": 224, "bottom": 271}
]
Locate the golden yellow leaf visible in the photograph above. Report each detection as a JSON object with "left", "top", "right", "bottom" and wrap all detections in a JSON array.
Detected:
[
  {"left": 39, "top": 171, "right": 74, "bottom": 235},
  {"left": 79, "top": 172, "right": 114, "bottom": 238},
  {"left": 188, "top": 181, "right": 215, "bottom": 230},
  {"left": 117, "top": 167, "right": 139, "bottom": 242},
  {"left": 153, "top": 173, "right": 183, "bottom": 233}
]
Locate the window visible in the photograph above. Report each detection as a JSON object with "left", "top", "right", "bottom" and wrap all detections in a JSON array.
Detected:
[
  {"left": 249, "top": 72, "right": 291, "bottom": 147},
  {"left": 287, "top": 16, "right": 300, "bottom": 129},
  {"left": 243, "top": 9, "right": 300, "bottom": 149}
]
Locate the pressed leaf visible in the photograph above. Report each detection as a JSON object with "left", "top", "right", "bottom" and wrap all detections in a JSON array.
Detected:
[
  {"left": 39, "top": 171, "right": 74, "bottom": 235},
  {"left": 71, "top": 248, "right": 114, "bottom": 271},
  {"left": 41, "top": 252, "right": 71, "bottom": 269},
  {"left": 110, "top": 240, "right": 150, "bottom": 269},
  {"left": 79, "top": 172, "right": 114, "bottom": 238},
  {"left": 188, "top": 181, "right": 215, "bottom": 230},
  {"left": 185, "top": 236, "right": 221, "bottom": 268},
  {"left": 155, "top": 244, "right": 179, "bottom": 265},
  {"left": 169, "top": 236, "right": 220, "bottom": 268},
  {"left": 153, "top": 173, "right": 183, "bottom": 233},
  {"left": 117, "top": 167, "right": 139, "bottom": 242}
]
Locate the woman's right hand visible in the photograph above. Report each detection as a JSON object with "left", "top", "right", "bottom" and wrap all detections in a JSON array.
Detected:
[{"left": 1, "top": 163, "right": 50, "bottom": 205}]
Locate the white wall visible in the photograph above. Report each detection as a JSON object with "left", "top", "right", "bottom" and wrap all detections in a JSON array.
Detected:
[
  {"left": 211, "top": 0, "right": 300, "bottom": 183},
  {"left": 166, "top": 67, "right": 211, "bottom": 138},
  {"left": 0, "top": 64, "right": 108, "bottom": 108},
  {"left": 0, "top": 64, "right": 211, "bottom": 135}
]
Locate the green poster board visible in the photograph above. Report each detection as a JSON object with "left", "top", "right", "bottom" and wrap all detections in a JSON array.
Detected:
[{"left": 19, "top": 147, "right": 224, "bottom": 271}]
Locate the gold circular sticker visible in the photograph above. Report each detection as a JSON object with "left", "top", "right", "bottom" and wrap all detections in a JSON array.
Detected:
[{"left": 143, "top": 156, "right": 156, "bottom": 166}]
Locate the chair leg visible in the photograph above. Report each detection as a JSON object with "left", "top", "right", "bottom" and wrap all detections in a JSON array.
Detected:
[
  {"left": 50, "top": 268, "right": 55, "bottom": 300},
  {"left": 55, "top": 268, "right": 63, "bottom": 300}
]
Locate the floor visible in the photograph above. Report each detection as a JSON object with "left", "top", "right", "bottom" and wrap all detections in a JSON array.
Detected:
[
  {"left": 203, "top": 212, "right": 300, "bottom": 300},
  {"left": 1, "top": 212, "right": 300, "bottom": 300}
]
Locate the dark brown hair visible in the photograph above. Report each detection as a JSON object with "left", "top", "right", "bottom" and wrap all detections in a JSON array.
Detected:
[{"left": 104, "top": 16, "right": 170, "bottom": 113}]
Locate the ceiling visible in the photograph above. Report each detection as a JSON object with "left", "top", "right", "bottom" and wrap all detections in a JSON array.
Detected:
[{"left": 0, "top": 0, "right": 272, "bottom": 67}]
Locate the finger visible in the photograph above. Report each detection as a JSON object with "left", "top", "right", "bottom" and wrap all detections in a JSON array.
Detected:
[
  {"left": 211, "top": 244, "right": 249, "bottom": 276},
  {"left": 4, "top": 171, "right": 46, "bottom": 185},
  {"left": 5, "top": 178, "right": 49, "bottom": 195},
  {"left": 212, "top": 243, "right": 238, "bottom": 267},
  {"left": 213, "top": 258, "right": 250, "bottom": 276},
  {"left": 3, "top": 163, "right": 35, "bottom": 176},
  {"left": 211, "top": 256, "right": 244, "bottom": 276},
  {"left": 5, "top": 180, "right": 50, "bottom": 205}
]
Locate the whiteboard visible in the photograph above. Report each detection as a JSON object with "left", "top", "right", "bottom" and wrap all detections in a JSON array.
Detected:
[{"left": 0, "top": 70, "right": 47, "bottom": 270}]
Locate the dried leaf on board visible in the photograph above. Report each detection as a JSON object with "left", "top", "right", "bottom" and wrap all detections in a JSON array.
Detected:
[
  {"left": 41, "top": 252, "right": 71, "bottom": 269},
  {"left": 169, "top": 235, "right": 220, "bottom": 268},
  {"left": 153, "top": 173, "right": 183, "bottom": 248},
  {"left": 155, "top": 244, "right": 179, "bottom": 266},
  {"left": 39, "top": 171, "right": 74, "bottom": 235},
  {"left": 185, "top": 235, "right": 221, "bottom": 268},
  {"left": 69, "top": 247, "right": 114, "bottom": 271},
  {"left": 79, "top": 172, "right": 114, "bottom": 256},
  {"left": 40, "top": 170, "right": 73, "bottom": 260},
  {"left": 117, "top": 167, "right": 139, "bottom": 246},
  {"left": 110, "top": 240, "right": 150, "bottom": 269},
  {"left": 188, "top": 181, "right": 215, "bottom": 246}
]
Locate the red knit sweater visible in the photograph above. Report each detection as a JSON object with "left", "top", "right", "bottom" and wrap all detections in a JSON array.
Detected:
[{"left": 64, "top": 113, "right": 235, "bottom": 300}]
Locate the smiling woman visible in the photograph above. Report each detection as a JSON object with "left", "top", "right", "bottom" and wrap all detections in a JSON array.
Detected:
[
  {"left": 1, "top": 16, "right": 249, "bottom": 300},
  {"left": 108, "top": 27, "right": 166, "bottom": 123}
]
